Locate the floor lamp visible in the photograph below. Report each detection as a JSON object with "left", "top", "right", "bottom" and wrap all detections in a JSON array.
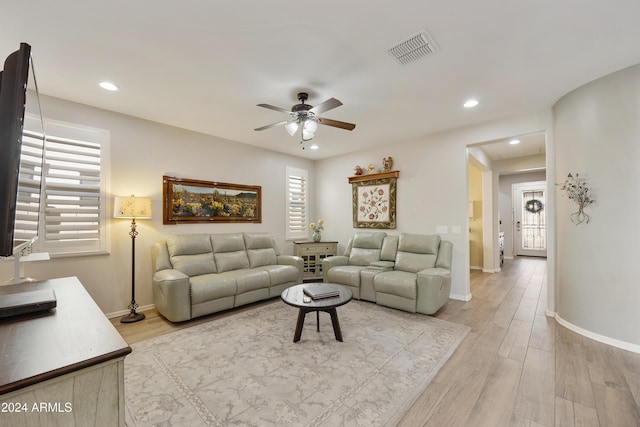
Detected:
[{"left": 114, "top": 195, "right": 152, "bottom": 323}]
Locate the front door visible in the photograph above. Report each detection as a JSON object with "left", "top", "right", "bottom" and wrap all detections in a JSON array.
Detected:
[{"left": 513, "top": 181, "right": 547, "bottom": 257}]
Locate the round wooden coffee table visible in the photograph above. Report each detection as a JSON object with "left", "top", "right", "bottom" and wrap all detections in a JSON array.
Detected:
[{"left": 281, "top": 284, "right": 352, "bottom": 343}]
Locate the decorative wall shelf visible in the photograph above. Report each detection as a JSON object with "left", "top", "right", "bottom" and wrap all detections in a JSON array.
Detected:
[{"left": 348, "top": 170, "right": 399, "bottom": 183}]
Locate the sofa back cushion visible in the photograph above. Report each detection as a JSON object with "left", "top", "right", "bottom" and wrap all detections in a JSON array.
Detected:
[
  {"left": 166, "top": 234, "right": 217, "bottom": 276},
  {"left": 244, "top": 232, "right": 278, "bottom": 268},
  {"left": 380, "top": 235, "right": 399, "bottom": 261},
  {"left": 348, "top": 232, "right": 386, "bottom": 266},
  {"left": 394, "top": 233, "right": 441, "bottom": 273},
  {"left": 212, "top": 233, "right": 250, "bottom": 273},
  {"left": 435, "top": 240, "right": 453, "bottom": 269}
]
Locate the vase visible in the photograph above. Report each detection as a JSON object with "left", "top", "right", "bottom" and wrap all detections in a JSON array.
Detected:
[{"left": 312, "top": 230, "right": 321, "bottom": 242}]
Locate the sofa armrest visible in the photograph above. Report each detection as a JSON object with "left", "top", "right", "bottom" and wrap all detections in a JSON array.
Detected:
[
  {"left": 152, "top": 269, "right": 192, "bottom": 322},
  {"left": 416, "top": 268, "right": 452, "bottom": 315},
  {"left": 322, "top": 255, "right": 349, "bottom": 282},
  {"left": 277, "top": 255, "right": 304, "bottom": 284}
]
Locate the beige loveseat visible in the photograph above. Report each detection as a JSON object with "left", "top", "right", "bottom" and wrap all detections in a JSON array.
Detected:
[
  {"left": 322, "top": 232, "right": 452, "bottom": 315},
  {"left": 151, "top": 232, "right": 303, "bottom": 322}
]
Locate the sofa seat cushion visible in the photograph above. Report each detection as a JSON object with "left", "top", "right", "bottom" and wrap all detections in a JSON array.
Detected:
[
  {"left": 190, "top": 274, "right": 236, "bottom": 304},
  {"left": 254, "top": 264, "right": 299, "bottom": 285},
  {"left": 327, "top": 265, "right": 368, "bottom": 288},
  {"left": 374, "top": 271, "right": 417, "bottom": 300},
  {"left": 222, "top": 269, "right": 270, "bottom": 294}
]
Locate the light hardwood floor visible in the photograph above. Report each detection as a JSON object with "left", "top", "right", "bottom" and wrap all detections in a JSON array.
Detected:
[{"left": 112, "top": 257, "right": 640, "bottom": 426}]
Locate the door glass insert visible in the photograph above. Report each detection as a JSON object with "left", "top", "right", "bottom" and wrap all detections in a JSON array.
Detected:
[{"left": 521, "top": 190, "right": 546, "bottom": 250}]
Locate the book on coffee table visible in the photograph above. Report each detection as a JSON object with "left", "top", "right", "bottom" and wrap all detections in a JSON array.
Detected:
[{"left": 303, "top": 284, "right": 339, "bottom": 300}]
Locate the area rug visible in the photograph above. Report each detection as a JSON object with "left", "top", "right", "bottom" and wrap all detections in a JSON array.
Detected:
[{"left": 124, "top": 300, "right": 469, "bottom": 427}]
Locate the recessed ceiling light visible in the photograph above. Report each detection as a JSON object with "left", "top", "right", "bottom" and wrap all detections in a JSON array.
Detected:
[
  {"left": 310, "top": 144, "right": 319, "bottom": 150},
  {"left": 463, "top": 99, "right": 479, "bottom": 108},
  {"left": 99, "top": 81, "right": 119, "bottom": 91},
  {"left": 509, "top": 139, "right": 521, "bottom": 145}
]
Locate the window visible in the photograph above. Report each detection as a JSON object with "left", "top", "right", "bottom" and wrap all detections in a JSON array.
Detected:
[
  {"left": 285, "top": 166, "right": 308, "bottom": 240},
  {"left": 13, "top": 129, "right": 44, "bottom": 247},
  {"left": 25, "top": 116, "right": 110, "bottom": 256}
]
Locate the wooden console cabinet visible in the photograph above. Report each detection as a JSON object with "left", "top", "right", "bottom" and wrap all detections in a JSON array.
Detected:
[
  {"left": 0, "top": 277, "right": 131, "bottom": 426},
  {"left": 294, "top": 241, "right": 338, "bottom": 281}
]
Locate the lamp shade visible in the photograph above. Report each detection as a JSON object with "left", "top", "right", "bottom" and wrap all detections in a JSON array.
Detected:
[{"left": 114, "top": 195, "right": 152, "bottom": 219}]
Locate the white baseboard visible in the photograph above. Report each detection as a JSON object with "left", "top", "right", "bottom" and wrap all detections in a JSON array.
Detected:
[
  {"left": 470, "top": 266, "right": 483, "bottom": 271},
  {"left": 106, "top": 303, "right": 155, "bottom": 319},
  {"left": 482, "top": 268, "right": 501, "bottom": 273},
  {"left": 450, "top": 293, "right": 472, "bottom": 302},
  {"left": 554, "top": 314, "right": 640, "bottom": 354}
]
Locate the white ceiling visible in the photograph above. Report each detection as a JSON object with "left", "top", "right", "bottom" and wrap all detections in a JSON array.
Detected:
[
  {"left": 3, "top": 1, "right": 640, "bottom": 160},
  {"left": 477, "top": 132, "right": 546, "bottom": 161}
]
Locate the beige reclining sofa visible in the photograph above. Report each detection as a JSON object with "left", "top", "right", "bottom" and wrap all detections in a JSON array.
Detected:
[
  {"left": 152, "top": 232, "right": 303, "bottom": 322},
  {"left": 322, "top": 232, "right": 452, "bottom": 315}
]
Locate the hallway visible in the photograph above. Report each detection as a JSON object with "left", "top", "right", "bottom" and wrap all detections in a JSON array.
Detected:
[{"left": 399, "top": 256, "right": 640, "bottom": 426}]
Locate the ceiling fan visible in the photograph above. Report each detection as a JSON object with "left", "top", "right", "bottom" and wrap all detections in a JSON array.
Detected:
[{"left": 254, "top": 92, "right": 356, "bottom": 141}]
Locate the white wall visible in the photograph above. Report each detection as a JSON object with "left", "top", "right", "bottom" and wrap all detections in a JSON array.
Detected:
[
  {"left": 554, "top": 63, "right": 640, "bottom": 348},
  {"left": 0, "top": 95, "right": 314, "bottom": 315},
  {"left": 316, "top": 111, "right": 552, "bottom": 301}
]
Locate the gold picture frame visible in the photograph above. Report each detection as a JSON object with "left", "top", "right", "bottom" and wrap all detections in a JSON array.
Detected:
[
  {"left": 163, "top": 175, "right": 261, "bottom": 224},
  {"left": 350, "top": 171, "right": 398, "bottom": 229}
]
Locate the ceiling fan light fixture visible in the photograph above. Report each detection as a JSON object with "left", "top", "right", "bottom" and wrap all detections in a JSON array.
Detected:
[
  {"left": 285, "top": 121, "right": 299, "bottom": 136},
  {"left": 302, "top": 128, "right": 315, "bottom": 141},
  {"left": 255, "top": 92, "right": 355, "bottom": 148},
  {"left": 303, "top": 117, "right": 318, "bottom": 133}
]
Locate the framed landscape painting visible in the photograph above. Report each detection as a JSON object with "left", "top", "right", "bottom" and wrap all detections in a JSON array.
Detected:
[
  {"left": 163, "top": 176, "right": 261, "bottom": 224},
  {"left": 351, "top": 173, "right": 397, "bottom": 229}
]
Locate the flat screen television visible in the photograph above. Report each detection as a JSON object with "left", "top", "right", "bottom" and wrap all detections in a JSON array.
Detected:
[{"left": 0, "top": 43, "right": 39, "bottom": 258}]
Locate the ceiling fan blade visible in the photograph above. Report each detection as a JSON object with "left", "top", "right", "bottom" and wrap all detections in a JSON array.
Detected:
[
  {"left": 318, "top": 117, "right": 356, "bottom": 131},
  {"left": 257, "top": 103, "right": 291, "bottom": 114},
  {"left": 309, "top": 98, "right": 343, "bottom": 115},
  {"left": 254, "top": 120, "right": 288, "bottom": 131}
]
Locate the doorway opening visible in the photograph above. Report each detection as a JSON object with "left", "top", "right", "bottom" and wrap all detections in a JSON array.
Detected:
[{"left": 513, "top": 181, "right": 547, "bottom": 257}]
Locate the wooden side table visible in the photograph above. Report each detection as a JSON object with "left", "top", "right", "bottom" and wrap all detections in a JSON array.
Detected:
[{"left": 294, "top": 241, "right": 338, "bottom": 281}]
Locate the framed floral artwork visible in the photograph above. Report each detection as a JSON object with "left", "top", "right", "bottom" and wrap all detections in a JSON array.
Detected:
[{"left": 349, "top": 171, "right": 398, "bottom": 229}]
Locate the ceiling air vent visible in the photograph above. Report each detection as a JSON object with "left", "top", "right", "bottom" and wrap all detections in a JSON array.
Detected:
[{"left": 387, "top": 30, "right": 439, "bottom": 65}]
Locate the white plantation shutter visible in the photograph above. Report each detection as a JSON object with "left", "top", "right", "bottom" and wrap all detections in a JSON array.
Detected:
[
  {"left": 13, "top": 131, "right": 45, "bottom": 244},
  {"left": 25, "top": 117, "right": 110, "bottom": 255},
  {"left": 44, "top": 135, "right": 101, "bottom": 243},
  {"left": 286, "top": 166, "right": 308, "bottom": 240}
]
